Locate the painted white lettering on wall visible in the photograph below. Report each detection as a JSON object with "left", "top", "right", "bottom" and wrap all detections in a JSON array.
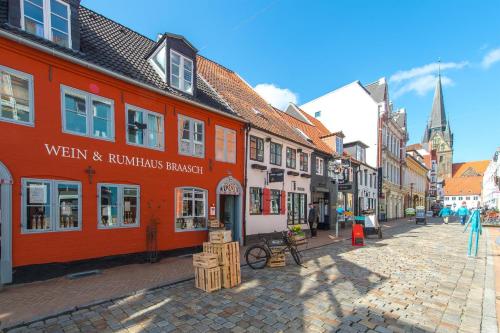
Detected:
[{"left": 43, "top": 144, "right": 204, "bottom": 175}]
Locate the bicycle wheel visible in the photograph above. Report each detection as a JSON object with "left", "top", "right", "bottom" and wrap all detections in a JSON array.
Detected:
[
  {"left": 290, "top": 247, "right": 302, "bottom": 265},
  {"left": 245, "top": 245, "right": 269, "bottom": 269}
]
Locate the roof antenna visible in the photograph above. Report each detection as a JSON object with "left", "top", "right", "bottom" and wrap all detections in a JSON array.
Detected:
[{"left": 438, "top": 57, "right": 441, "bottom": 78}]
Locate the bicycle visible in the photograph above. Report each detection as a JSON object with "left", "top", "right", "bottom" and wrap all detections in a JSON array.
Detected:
[{"left": 245, "top": 230, "right": 302, "bottom": 269}]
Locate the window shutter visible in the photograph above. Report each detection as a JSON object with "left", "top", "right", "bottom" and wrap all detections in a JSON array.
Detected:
[
  {"left": 262, "top": 188, "right": 270, "bottom": 215},
  {"left": 280, "top": 191, "right": 286, "bottom": 215}
]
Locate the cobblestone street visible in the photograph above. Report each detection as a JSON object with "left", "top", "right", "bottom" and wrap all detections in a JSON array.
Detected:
[{"left": 5, "top": 220, "right": 496, "bottom": 333}]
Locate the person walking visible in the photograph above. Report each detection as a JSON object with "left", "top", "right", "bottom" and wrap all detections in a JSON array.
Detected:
[
  {"left": 308, "top": 203, "right": 318, "bottom": 238},
  {"left": 439, "top": 205, "right": 453, "bottom": 224},
  {"left": 456, "top": 202, "right": 470, "bottom": 225}
]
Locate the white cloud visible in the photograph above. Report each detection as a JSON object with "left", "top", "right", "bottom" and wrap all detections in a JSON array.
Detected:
[
  {"left": 393, "top": 75, "right": 453, "bottom": 98},
  {"left": 389, "top": 61, "right": 468, "bottom": 83},
  {"left": 254, "top": 83, "right": 298, "bottom": 110},
  {"left": 481, "top": 48, "right": 500, "bottom": 69}
]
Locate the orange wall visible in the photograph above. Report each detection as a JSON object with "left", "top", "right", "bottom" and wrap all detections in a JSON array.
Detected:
[{"left": 0, "top": 37, "right": 245, "bottom": 267}]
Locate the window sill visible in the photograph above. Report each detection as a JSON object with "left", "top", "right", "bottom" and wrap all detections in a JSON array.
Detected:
[
  {"left": 175, "top": 228, "right": 208, "bottom": 233},
  {"left": 126, "top": 142, "right": 165, "bottom": 152},
  {"left": 178, "top": 151, "right": 205, "bottom": 159},
  {"left": 21, "top": 227, "right": 81, "bottom": 234},
  {"left": 98, "top": 224, "right": 140, "bottom": 230},
  {"left": 0, "top": 118, "right": 34, "bottom": 127},
  {"left": 62, "top": 129, "right": 115, "bottom": 143}
]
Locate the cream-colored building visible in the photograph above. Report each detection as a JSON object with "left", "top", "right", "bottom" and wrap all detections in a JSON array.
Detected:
[{"left": 404, "top": 150, "right": 429, "bottom": 209}]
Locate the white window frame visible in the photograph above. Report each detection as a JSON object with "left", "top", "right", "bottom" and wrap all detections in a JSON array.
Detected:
[
  {"left": 175, "top": 187, "right": 208, "bottom": 232},
  {"left": 215, "top": 125, "right": 236, "bottom": 163},
  {"left": 21, "top": 178, "right": 82, "bottom": 234},
  {"left": 125, "top": 104, "right": 165, "bottom": 151},
  {"left": 20, "top": 0, "right": 72, "bottom": 48},
  {"left": 316, "top": 157, "right": 324, "bottom": 175},
  {"left": 97, "top": 183, "right": 140, "bottom": 229},
  {"left": 61, "top": 85, "right": 115, "bottom": 141},
  {"left": 170, "top": 49, "right": 194, "bottom": 95},
  {"left": 148, "top": 41, "right": 167, "bottom": 82},
  {"left": 336, "top": 137, "right": 343, "bottom": 154},
  {"left": 178, "top": 115, "right": 205, "bottom": 158},
  {"left": 0, "top": 65, "right": 35, "bottom": 126}
]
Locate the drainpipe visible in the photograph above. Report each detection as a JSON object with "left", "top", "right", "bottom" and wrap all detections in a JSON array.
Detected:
[{"left": 242, "top": 123, "right": 250, "bottom": 245}]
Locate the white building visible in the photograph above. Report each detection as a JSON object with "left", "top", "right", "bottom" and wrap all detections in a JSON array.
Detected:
[
  {"left": 301, "top": 78, "right": 407, "bottom": 220},
  {"left": 483, "top": 148, "right": 500, "bottom": 210}
]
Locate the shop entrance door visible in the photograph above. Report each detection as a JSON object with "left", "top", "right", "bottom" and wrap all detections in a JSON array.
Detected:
[
  {"left": 220, "top": 195, "right": 239, "bottom": 242},
  {"left": 0, "top": 162, "right": 12, "bottom": 284}
]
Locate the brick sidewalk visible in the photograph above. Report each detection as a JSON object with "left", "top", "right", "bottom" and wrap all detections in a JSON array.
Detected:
[{"left": 0, "top": 220, "right": 404, "bottom": 329}]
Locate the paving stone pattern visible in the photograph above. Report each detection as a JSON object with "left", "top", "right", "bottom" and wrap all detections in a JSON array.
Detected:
[{"left": 6, "top": 220, "right": 491, "bottom": 333}]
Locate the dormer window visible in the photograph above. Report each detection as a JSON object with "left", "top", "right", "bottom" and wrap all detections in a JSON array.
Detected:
[
  {"left": 150, "top": 42, "right": 167, "bottom": 81},
  {"left": 21, "top": 0, "right": 71, "bottom": 48},
  {"left": 170, "top": 50, "right": 193, "bottom": 94}
]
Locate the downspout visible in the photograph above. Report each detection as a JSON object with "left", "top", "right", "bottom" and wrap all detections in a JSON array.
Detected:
[{"left": 242, "top": 123, "right": 250, "bottom": 245}]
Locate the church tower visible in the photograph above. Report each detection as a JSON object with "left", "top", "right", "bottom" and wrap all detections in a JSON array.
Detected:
[{"left": 422, "top": 74, "right": 454, "bottom": 180}]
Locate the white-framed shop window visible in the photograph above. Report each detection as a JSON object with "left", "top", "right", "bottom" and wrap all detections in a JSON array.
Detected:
[
  {"left": 22, "top": 178, "right": 82, "bottom": 233},
  {"left": 215, "top": 125, "right": 236, "bottom": 163},
  {"left": 178, "top": 115, "right": 204, "bottom": 158},
  {"left": 21, "top": 0, "right": 72, "bottom": 48},
  {"left": 175, "top": 187, "right": 207, "bottom": 231},
  {"left": 0, "top": 65, "right": 34, "bottom": 126},
  {"left": 98, "top": 184, "right": 140, "bottom": 229},
  {"left": 61, "top": 85, "right": 114, "bottom": 141},
  {"left": 170, "top": 49, "right": 193, "bottom": 94},
  {"left": 126, "top": 104, "right": 164, "bottom": 150}
]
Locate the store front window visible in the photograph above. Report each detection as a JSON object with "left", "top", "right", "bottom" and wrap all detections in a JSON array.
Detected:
[
  {"left": 270, "top": 190, "right": 281, "bottom": 214},
  {"left": 98, "top": 184, "right": 140, "bottom": 228},
  {"left": 287, "top": 192, "right": 307, "bottom": 225},
  {"left": 249, "top": 187, "right": 262, "bottom": 214},
  {"left": 175, "top": 187, "right": 207, "bottom": 231},
  {"left": 22, "top": 178, "right": 81, "bottom": 232}
]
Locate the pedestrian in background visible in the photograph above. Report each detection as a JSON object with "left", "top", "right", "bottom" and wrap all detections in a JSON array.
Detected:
[
  {"left": 308, "top": 203, "right": 318, "bottom": 238},
  {"left": 439, "top": 205, "right": 453, "bottom": 224},
  {"left": 456, "top": 201, "right": 470, "bottom": 225}
]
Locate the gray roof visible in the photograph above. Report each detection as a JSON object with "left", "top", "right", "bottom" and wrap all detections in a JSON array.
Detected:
[
  {"left": 429, "top": 76, "right": 447, "bottom": 130},
  {"left": 364, "top": 78, "right": 387, "bottom": 103},
  {"left": 284, "top": 103, "right": 313, "bottom": 125},
  {"left": 0, "top": 5, "right": 234, "bottom": 115},
  {"left": 422, "top": 76, "right": 453, "bottom": 147}
]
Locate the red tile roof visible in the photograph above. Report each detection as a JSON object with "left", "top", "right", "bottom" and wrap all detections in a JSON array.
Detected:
[
  {"left": 197, "top": 56, "right": 315, "bottom": 149},
  {"left": 444, "top": 160, "right": 489, "bottom": 195},
  {"left": 274, "top": 105, "right": 334, "bottom": 155}
]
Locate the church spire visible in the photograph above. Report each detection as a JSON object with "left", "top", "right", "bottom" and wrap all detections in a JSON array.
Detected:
[{"left": 429, "top": 74, "right": 447, "bottom": 130}]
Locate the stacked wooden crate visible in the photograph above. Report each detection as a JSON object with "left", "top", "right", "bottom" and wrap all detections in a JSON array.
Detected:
[
  {"left": 193, "top": 252, "right": 221, "bottom": 292},
  {"left": 267, "top": 247, "right": 286, "bottom": 268},
  {"left": 193, "top": 227, "right": 241, "bottom": 292}
]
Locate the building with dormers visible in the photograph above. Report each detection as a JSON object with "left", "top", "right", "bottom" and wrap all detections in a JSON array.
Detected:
[
  {"left": 0, "top": 1, "right": 247, "bottom": 284},
  {"left": 197, "top": 58, "right": 316, "bottom": 238},
  {"left": 443, "top": 161, "right": 489, "bottom": 209}
]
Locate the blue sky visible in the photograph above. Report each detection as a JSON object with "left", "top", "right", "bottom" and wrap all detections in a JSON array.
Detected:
[{"left": 82, "top": 0, "right": 500, "bottom": 163}]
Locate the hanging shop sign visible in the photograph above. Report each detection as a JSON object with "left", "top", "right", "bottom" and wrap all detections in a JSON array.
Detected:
[
  {"left": 217, "top": 177, "right": 241, "bottom": 195},
  {"left": 43, "top": 143, "right": 204, "bottom": 175},
  {"left": 377, "top": 167, "right": 383, "bottom": 198},
  {"left": 338, "top": 184, "right": 352, "bottom": 191},
  {"left": 269, "top": 169, "right": 284, "bottom": 183}
]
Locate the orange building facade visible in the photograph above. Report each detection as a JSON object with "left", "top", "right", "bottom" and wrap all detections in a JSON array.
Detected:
[{"left": 0, "top": 33, "right": 246, "bottom": 283}]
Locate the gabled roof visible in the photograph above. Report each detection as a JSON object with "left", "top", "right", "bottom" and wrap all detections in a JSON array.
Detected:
[
  {"left": 363, "top": 77, "right": 387, "bottom": 104},
  {"left": 0, "top": 5, "right": 234, "bottom": 116},
  {"left": 452, "top": 160, "right": 489, "bottom": 177},
  {"left": 274, "top": 105, "right": 334, "bottom": 155},
  {"left": 344, "top": 141, "right": 369, "bottom": 149},
  {"left": 197, "top": 56, "right": 315, "bottom": 148},
  {"left": 284, "top": 103, "right": 313, "bottom": 125}
]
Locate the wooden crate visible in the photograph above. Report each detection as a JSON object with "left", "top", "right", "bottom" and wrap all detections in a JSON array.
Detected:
[
  {"left": 209, "top": 230, "right": 232, "bottom": 244},
  {"left": 268, "top": 247, "right": 286, "bottom": 268},
  {"left": 208, "top": 218, "right": 221, "bottom": 229},
  {"left": 203, "top": 242, "right": 240, "bottom": 266},
  {"left": 193, "top": 252, "right": 219, "bottom": 268},
  {"left": 292, "top": 235, "right": 307, "bottom": 246},
  {"left": 194, "top": 266, "right": 221, "bottom": 292},
  {"left": 221, "top": 262, "right": 241, "bottom": 288}
]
